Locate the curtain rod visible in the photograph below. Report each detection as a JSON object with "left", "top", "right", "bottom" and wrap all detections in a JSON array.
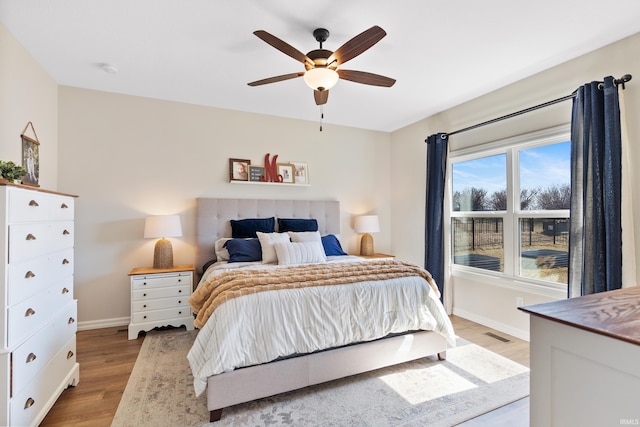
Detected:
[{"left": 441, "top": 74, "right": 632, "bottom": 138}]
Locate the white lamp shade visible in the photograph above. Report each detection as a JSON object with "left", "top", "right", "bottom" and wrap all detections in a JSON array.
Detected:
[
  {"left": 144, "top": 215, "right": 182, "bottom": 238},
  {"left": 354, "top": 215, "right": 380, "bottom": 234},
  {"left": 303, "top": 68, "right": 339, "bottom": 91}
]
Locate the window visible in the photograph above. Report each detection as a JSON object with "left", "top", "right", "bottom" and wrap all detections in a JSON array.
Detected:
[{"left": 449, "top": 126, "right": 570, "bottom": 287}]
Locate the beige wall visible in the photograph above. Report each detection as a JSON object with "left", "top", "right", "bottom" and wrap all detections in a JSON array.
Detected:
[
  {"left": 57, "top": 88, "right": 392, "bottom": 327},
  {"left": 0, "top": 24, "right": 58, "bottom": 189},
  {"left": 390, "top": 32, "right": 640, "bottom": 339}
]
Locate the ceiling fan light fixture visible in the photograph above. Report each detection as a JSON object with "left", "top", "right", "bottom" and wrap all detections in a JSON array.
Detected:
[{"left": 303, "top": 67, "right": 339, "bottom": 91}]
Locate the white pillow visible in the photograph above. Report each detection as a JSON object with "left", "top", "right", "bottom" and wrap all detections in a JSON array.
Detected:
[
  {"left": 256, "top": 232, "right": 290, "bottom": 263},
  {"left": 273, "top": 241, "right": 327, "bottom": 265},
  {"left": 288, "top": 231, "right": 322, "bottom": 243},
  {"left": 214, "top": 238, "right": 232, "bottom": 261}
]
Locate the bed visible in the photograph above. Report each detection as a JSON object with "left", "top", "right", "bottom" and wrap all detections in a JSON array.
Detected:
[{"left": 188, "top": 198, "right": 456, "bottom": 422}]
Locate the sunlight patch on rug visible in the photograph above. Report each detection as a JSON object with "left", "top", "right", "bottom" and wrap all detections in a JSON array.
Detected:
[{"left": 379, "top": 363, "right": 477, "bottom": 404}]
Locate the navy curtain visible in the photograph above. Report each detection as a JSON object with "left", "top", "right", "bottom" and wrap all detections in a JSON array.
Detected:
[
  {"left": 568, "top": 76, "right": 622, "bottom": 297},
  {"left": 425, "top": 133, "right": 448, "bottom": 300}
]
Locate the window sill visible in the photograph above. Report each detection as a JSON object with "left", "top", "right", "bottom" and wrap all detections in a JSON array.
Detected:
[{"left": 451, "top": 266, "right": 567, "bottom": 299}]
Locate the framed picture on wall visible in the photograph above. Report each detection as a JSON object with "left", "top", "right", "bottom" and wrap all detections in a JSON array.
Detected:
[
  {"left": 277, "top": 163, "right": 295, "bottom": 183},
  {"left": 21, "top": 134, "right": 40, "bottom": 187},
  {"left": 229, "top": 158, "right": 250, "bottom": 181},
  {"left": 249, "top": 165, "right": 265, "bottom": 182},
  {"left": 291, "top": 162, "right": 308, "bottom": 184}
]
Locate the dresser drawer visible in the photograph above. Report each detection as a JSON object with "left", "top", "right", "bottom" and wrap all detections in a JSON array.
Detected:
[
  {"left": 132, "top": 306, "right": 192, "bottom": 323},
  {"left": 8, "top": 190, "right": 74, "bottom": 223},
  {"left": 8, "top": 190, "right": 51, "bottom": 223},
  {"left": 132, "top": 295, "right": 190, "bottom": 312},
  {"left": 8, "top": 223, "right": 52, "bottom": 263},
  {"left": 10, "top": 334, "right": 77, "bottom": 427},
  {"left": 8, "top": 249, "right": 73, "bottom": 306},
  {"left": 132, "top": 284, "right": 191, "bottom": 301},
  {"left": 11, "top": 303, "right": 77, "bottom": 396},
  {"left": 7, "top": 284, "right": 75, "bottom": 348},
  {"left": 49, "top": 196, "right": 74, "bottom": 221},
  {"left": 131, "top": 272, "right": 192, "bottom": 290}
]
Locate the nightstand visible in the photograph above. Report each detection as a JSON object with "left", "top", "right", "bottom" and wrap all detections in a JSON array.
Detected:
[
  {"left": 355, "top": 253, "right": 395, "bottom": 260},
  {"left": 128, "top": 264, "right": 195, "bottom": 340}
]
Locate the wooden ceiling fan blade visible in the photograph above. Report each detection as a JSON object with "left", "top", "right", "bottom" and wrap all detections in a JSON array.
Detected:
[
  {"left": 314, "top": 90, "right": 329, "bottom": 105},
  {"left": 327, "top": 26, "right": 386, "bottom": 66},
  {"left": 337, "top": 70, "right": 396, "bottom": 87},
  {"left": 248, "top": 72, "right": 304, "bottom": 86},
  {"left": 253, "top": 30, "right": 313, "bottom": 66}
]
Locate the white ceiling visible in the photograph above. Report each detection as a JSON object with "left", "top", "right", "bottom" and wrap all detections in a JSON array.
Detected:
[{"left": 2, "top": 1, "right": 640, "bottom": 132}]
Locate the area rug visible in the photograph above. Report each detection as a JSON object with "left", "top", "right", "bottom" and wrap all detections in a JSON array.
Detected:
[{"left": 111, "top": 329, "right": 529, "bottom": 427}]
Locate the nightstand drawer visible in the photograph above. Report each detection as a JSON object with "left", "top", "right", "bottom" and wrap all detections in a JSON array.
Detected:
[
  {"left": 132, "top": 295, "right": 189, "bottom": 312},
  {"left": 132, "top": 306, "right": 192, "bottom": 323},
  {"left": 131, "top": 272, "right": 192, "bottom": 290},
  {"left": 132, "top": 284, "right": 191, "bottom": 301}
]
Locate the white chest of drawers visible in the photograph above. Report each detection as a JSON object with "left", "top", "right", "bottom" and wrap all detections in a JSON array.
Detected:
[
  {"left": 0, "top": 184, "right": 79, "bottom": 426},
  {"left": 128, "top": 265, "right": 195, "bottom": 340}
]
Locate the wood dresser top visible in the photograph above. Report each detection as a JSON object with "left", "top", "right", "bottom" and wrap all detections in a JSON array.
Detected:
[{"left": 519, "top": 286, "right": 640, "bottom": 346}]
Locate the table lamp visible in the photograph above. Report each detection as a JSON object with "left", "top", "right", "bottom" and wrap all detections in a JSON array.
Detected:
[
  {"left": 144, "top": 215, "right": 182, "bottom": 269},
  {"left": 354, "top": 215, "right": 380, "bottom": 256}
]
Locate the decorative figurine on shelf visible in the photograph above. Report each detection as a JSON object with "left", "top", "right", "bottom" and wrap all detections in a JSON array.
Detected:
[{"left": 261, "top": 153, "right": 283, "bottom": 182}]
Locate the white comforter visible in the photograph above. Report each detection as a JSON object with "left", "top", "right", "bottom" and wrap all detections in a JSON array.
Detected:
[{"left": 187, "top": 256, "right": 456, "bottom": 396}]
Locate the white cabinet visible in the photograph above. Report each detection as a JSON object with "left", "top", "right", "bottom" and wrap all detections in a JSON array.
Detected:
[
  {"left": 0, "top": 185, "right": 79, "bottom": 426},
  {"left": 128, "top": 265, "right": 195, "bottom": 340}
]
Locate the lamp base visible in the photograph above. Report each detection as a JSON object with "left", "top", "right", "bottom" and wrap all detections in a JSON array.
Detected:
[
  {"left": 153, "top": 238, "right": 174, "bottom": 269},
  {"left": 360, "top": 233, "right": 374, "bottom": 256}
]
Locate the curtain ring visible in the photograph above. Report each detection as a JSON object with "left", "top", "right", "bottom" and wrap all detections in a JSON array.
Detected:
[
  {"left": 597, "top": 82, "right": 604, "bottom": 90},
  {"left": 440, "top": 133, "right": 448, "bottom": 140}
]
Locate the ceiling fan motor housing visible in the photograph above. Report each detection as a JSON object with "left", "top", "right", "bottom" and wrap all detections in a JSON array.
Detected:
[{"left": 305, "top": 49, "right": 335, "bottom": 70}]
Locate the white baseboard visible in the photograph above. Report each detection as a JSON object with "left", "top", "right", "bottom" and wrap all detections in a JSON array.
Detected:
[
  {"left": 453, "top": 308, "right": 530, "bottom": 342},
  {"left": 78, "top": 317, "right": 130, "bottom": 331}
]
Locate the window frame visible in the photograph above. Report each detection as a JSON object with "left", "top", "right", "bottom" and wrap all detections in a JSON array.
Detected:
[{"left": 446, "top": 124, "right": 571, "bottom": 292}]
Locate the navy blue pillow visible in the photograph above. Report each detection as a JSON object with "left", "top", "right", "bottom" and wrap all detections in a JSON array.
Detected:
[
  {"left": 230, "top": 217, "right": 275, "bottom": 238},
  {"left": 224, "top": 238, "right": 262, "bottom": 263},
  {"left": 321, "top": 234, "right": 348, "bottom": 256},
  {"left": 278, "top": 218, "right": 318, "bottom": 232}
]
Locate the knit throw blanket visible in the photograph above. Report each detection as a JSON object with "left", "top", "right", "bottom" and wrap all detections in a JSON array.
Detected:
[{"left": 188, "top": 260, "right": 439, "bottom": 329}]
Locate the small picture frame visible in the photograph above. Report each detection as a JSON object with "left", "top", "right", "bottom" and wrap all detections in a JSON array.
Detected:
[
  {"left": 249, "top": 165, "right": 265, "bottom": 182},
  {"left": 277, "top": 163, "right": 295, "bottom": 183},
  {"left": 229, "top": 158, "right": 250, "bottom": 181},
  {"left": 291, "top": 162, "right": 308, "bottom": 184}
]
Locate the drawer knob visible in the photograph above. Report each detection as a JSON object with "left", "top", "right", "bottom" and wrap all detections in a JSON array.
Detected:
[
  {"left": 24, "top": 397, "right": 35, "bottom": 409},
  {"left": 178, "top": 300, "right": 182, "bottom": 304},
  {"left": 25, "top": 271, "right": 36, "bottom": 279},
  {"left": 25, "top": 308, "right": 36, "bottom": 317},
  {"left": 61, "top": 203, "right": 69, "bottom": 209},
  {"left": 143, "top": 282, "right": 147, "bottom": 286},
  {"left": 143, "top": 315, "right": 147, "bottom": 319},
  {"left": 178, "top": 311, "right": 182, "bottom": 315},
  {"left": 62, "top": 258, "right": 70, "bottom": 265},
  {"left": 26, "top": 353, "right": 37, "bottom": 363},
  {"left": 63, "top": 229, "right": 71, "bottom": 235},
  {"left": 178, "top": 290, "right": 182, "bottom": 293},
  {"left": 28, "top": 200, "right": 39, "bottom": 207},
  {"left": 62, "top": 287, "right": 70, "bottom": 294},
  {"left": 67, "top": 350, "right": 74, "bottom": 359},
  {"left": 68, "top": 317, "right": 75, "bottom": 324},
  {"left": 178, "top": 279, "right": 182, "bottom": 282},
  {"left": 143, "top": 293, "right": 147, "bottom": 297},
  {"left": 26, "top": 233, "right": 37, "bottom": 241},
  {"left": 143, "top": 304, "right": 147, "bottom": 308}
]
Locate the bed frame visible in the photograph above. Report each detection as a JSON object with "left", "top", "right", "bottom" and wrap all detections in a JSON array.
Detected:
[{"left": 196, "top": 198, "right": 448, "bottom": 422}]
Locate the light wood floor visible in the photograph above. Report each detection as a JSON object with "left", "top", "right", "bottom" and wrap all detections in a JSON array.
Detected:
[{"left": 40, "top": 316, "right": 530, "bottom": 426}]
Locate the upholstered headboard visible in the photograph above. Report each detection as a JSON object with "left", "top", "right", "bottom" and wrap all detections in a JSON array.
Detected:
[{"left": 196, "top": 198, "right": 340, "bottom": 273}]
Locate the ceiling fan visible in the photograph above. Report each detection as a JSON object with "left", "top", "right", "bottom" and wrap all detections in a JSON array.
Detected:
[{"left": 247, "top": 26, "right": 396, "bottom": 106}]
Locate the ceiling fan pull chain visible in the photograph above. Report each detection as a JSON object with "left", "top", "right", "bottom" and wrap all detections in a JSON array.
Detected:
[{"left": 320, "top": 107, "right": 324, "bottom": 132}]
